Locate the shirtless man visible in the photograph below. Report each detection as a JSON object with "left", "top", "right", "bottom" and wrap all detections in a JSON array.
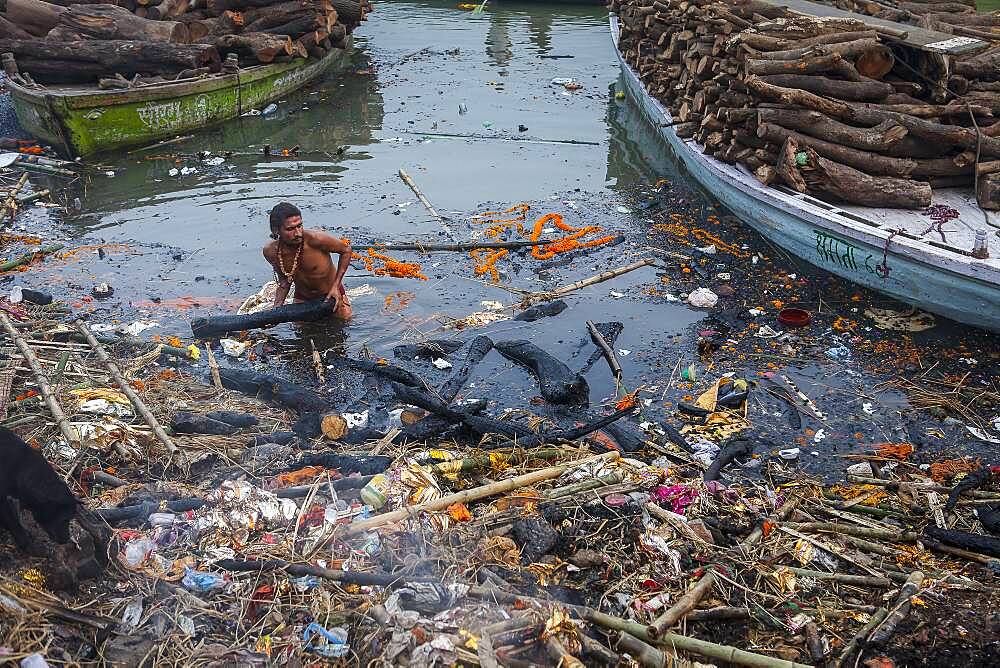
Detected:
[{"left": 263, "top": 202, "right": 353, "bottom": 320}]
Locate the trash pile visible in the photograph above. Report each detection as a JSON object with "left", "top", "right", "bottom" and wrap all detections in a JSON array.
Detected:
[
  {"left": 611, "top": 0, "right": 1000, "bottom": 209},
  {"left": 0, "top": 0, "right": 372, "bottom": 86},
  {"left": 1, "top": 275, "right": 1000, "bottom": 668}
]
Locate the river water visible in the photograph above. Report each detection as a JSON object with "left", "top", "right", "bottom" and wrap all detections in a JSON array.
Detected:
[{"left": 17, "top": 0, "right": 998, "bottom": 461}]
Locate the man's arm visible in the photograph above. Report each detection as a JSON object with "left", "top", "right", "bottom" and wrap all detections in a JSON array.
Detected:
[
  {"left": 311, "top": 231, "right": 353, "bottom": 302},
  {"left": 263, "top": 246, "right": 292, "bottom": 308}
]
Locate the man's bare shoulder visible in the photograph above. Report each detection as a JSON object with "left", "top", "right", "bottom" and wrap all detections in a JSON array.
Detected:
[
  {"left": 304, "top": 229, "right": 348, "bottom": 252},
  {"left": 262, "top": 240, "right": 279, "bottom": 261}
]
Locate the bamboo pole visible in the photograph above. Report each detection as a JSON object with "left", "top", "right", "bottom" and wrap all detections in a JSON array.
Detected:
[
  {"left": 204, "top": 343, "right": 222, "bottom": 390},
  {"left": 377, "top": 238, "right": 559, "bottom": 252},
  {"left": 867, "top": 571, "right": 924, "bottom": 645},
  {"left": 1, "top": 172, "right": 28, "bottom": 219},
  {"left": 782, "top": 566, "right": 891, "bottom": 588},
  {"left": 344, "top": 451, "right": 619, "bottom": 537},
  {"left": 0, "top": 313, "right": 80, "bottom": 447},
  {"left": 846, "top": 475, "right": 1000, "bottom": 500},
  {"left": 783, "top": 521, "right": 917, "bottom": 541},
  {"left": 74, "top": 320, "right": 179, "bottom": 458},
  {"left": 648, "top": 496, "right": 802, "bottom": 637},
  {"left": 587, "top": 319, "right": 622, "bottom": 381},
  {"left": 398, "top": 168, "right": 455, "bottom": 239},
  {"left": 833, "top": 607, "right": 888, "bottom": 668},
  {"left": 615, "top": 630, "right": 667, "bottom": 668},
  {"left": 539, "top": 258, "right": 655, "bottom": 301},
  {"left": 0, "top": 243, "right": 64, "bottom": 272},
  {"left": 583, "top": 609, "right": 814, "bottom": 668}
]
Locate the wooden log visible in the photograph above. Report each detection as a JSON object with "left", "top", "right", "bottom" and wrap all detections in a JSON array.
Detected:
[
  {"left": 3, "top": 0, "right": 66, "bottom": 36},
  {"left": 739, "top": 29, "right": 877, "bottom": 52},
  {"left": 248, "top": 13, "right": 321, "bottom": 36},
  {"left": 868, "top": 572, "right": 924, "bottom": 645},
  {"left": 751, "top": 37, "right": 886, "bottom": 62},
  {"left": 748, "top": 76, "right": 1000, "bottom": 158},
  {"left": 47, "top": 4, "right": 189, "bottom": 43},
  {"left": 980, "top": 173, "right": 1000, "bottom": 210},
  {"left": 776, "top": 137, "right": 932, "bottom": 209},
  {"left": 0, "top": 39, "right": 220, "bottom": 83},
  {"left": 191, "top": 299, "right": 331, "bottom": 338},
  {"left": 954, "top": 49, "right": 1000, "bottom": 81},
  {"left": 146, "top": 0, "right": 190, "bottom": 20},
  {"left": 344, "top": 451, "right": 620, "bottom": 537},
  {"left": 746, "top": 52, "right": 860, "bottom": 81},
  {"left": 494, "top": 340, "right": 589, "bottom": 406},
  {"left": 0, "top": 15, "right": 32, "bottom": 38},
  {"left": 202, "top": 32, "right": 293, "bottom": 63},
  {"left": 758, "top": 73, "right": 891, "bottom": 101},
  {"left": 757, "top": 108, "right": 907, "bottom": 150},
  {"left": 758, "top": 122, "right": 916, "bottom": 176},
  {"left": 898, "top": 1, "right": 973, "bottom": 14},
  {"left": 329, "top": 0, "right": 361, "bottom": 25}
]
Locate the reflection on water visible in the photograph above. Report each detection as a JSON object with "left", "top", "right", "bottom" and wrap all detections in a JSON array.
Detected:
[{"left": 53, "top": 0, "right": 698, "bottom": 373}]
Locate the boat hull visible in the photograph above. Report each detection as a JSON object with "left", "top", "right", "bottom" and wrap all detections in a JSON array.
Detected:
[
  {"left": 611, "top": 16, "right": 1000, "bottom": 332},
  {"left": 9, "top": 43, "right": 352, "bottom": 157}
]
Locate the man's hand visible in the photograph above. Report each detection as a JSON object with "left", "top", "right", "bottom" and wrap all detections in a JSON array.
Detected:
[{"left": 324, "top": 281, "right": 342, "bottom": 311}]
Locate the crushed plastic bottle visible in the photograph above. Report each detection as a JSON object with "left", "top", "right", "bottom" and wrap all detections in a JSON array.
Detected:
[
  {"left": 8, "top": 286, "right": 22, "bottom": 304},
  {"left": 181, "top": 567, "right": 228, "bottom": 592},
  {"left": 148, "top": 512, "right": 176, "bottom": 528},
  {"left": 303, "top": 623, "right": 349, "bottom": 658},
  {"left": 123, "top": 537, "right": 157, "bottom": 568},
  {"left": 262, "top": 103, "right": 278, "bottom": 116}
]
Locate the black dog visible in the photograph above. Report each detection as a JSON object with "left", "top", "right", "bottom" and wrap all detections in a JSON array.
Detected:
[{"left": 0, "top": 426, "right": 77, "bottom": 553}]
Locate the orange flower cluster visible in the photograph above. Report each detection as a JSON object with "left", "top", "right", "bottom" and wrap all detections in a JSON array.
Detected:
[
  {"left": 929, "top": 458, "right": 980, "bottom": 483},
  {"left": 470, "top": 248, "right": 508, "bottom": 282},
  {"left": 874, "top": 442, "right": 914, "bottom": 459},
  {"left": 615, "top": 390, "right": 638, "bottom": 410},
  {"left": 14, "top": 389, "right": 38, "bottom": 402},
  {"left": 472, "top": 203, "right": 530, "bottom": 238},
  {"left": 358, "top": 248, "right": 428, "bottom": 280},
  {"left": 529, "top": 213, "right": 616, "bottom": 260}
]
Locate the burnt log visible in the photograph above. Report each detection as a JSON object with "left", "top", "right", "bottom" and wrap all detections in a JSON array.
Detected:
[
  {"left": 219, "top": 367, "right": 329, "bottom": 413},
  {"left": 47, "top": 4, "right": 189, "bottom": 43},
  {"left": 191, "top": 299, "right": 331, "bottom": 338},
  {"left": 495, "top": 340, "right": 589, "bottom": 406},
  {"left": 438, "top": 334, "right": 493, "bottom": 403}
]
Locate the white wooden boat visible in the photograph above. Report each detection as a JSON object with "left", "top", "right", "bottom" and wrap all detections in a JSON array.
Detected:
[{"left": 611, "top": 14, "right": 1000, "bottom": 332}]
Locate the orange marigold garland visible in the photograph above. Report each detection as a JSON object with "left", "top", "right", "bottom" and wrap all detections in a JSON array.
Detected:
[
  {"left": 357, "top": 248, "right": 428, "bottom": 280},
  {"left": 470, "top": 248, "right": 508, "bottom": 283},
  {"left": 529, "top": 213, "right": 616, "bottom": 260}
]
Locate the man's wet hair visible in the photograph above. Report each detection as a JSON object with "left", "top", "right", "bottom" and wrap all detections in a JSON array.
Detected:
[{"left": 269, "top": 202, "right": 301, "bottom": 232}]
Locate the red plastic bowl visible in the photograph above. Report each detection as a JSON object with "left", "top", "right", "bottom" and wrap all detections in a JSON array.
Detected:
[{"left": 778, "top": 307, "right": 812, "bottom": 328}]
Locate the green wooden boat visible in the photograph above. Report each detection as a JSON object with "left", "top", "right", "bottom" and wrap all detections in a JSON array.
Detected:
[{"left": 7, "top": 41, "right": 352, "bottom": 158}]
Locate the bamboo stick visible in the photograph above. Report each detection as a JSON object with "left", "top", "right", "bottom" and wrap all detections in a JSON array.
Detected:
[
  {"left": 587, "top": 319, "right": 623, "bottom": 381},
  {"left": 615, "top": 630, "right": 667, "bottom": 668},
  {"left": 783, "top": 522, "right": 917, "bottom": 541},
  {"left": 541, "top": 258, "right": 655, "bottom": 301},
  {"left": 1, "top": 172, "right": 28, "bottom": 220},
  {"left": 398, "top": 168, "right": 455, "bottom": 239},
  {"left": 545, "top": 637, "right": 585, "bottom": 668},
  {"left": 833, "top": 607, "right": 888, "bottom": 668},
  {"left": 0, "top": 243, "right": 64, "bottom": 272},
  {"left": 344, "top": 451, "right": 619, "bottom": 536},
  {"left": 868, "top": 571, "right": 923, "bottom": 645},
  {"left": 649, "top": 496, "right": 802, "bottom": 637},
  {"left": 74, "top": 320, "right": 179, "bottom": 458},
  {"left": 846, "top": 475, "right": 1000, "bottom": 500},
  {"left": 378, "top": 238, "right": 559, "bottom": 252},
  {"left": 583, "top": 609, "right": 814, "bottom": 668},
  {"left": 782, "top": 566, "right": 891, "bottom": 587},
  {"left": 0, "top": 312, "right": 79, "bottom": 447},
  {"left": 204, "top": 343, "right": 222, "bottom": 390}
]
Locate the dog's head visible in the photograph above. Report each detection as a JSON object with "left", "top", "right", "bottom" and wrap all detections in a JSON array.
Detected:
[{"left": 31, "top": 499, "right": 78, "bottom": 544}]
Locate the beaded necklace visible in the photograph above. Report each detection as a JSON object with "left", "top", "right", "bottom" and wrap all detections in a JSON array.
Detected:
[{"left": 276, "top": 241, "right": 303, "bottom": 282}]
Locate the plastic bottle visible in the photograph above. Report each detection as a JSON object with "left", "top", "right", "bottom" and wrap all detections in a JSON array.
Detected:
[
  {"left": 359, "top": 474, "right": 389, "bottom": 510},
  {"left": 148, "top": 513, "right": 176, "bottom": 528},
  {"left": 123, "top": 537, "right": 156, "bottom": 568},
  {"left": 8, "top": 286, "right": 22, "bottom": 304}
]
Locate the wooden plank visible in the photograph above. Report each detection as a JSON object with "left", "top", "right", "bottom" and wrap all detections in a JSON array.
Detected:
[{"left": 762, "top": 0, "right": 989, "bottom": 55}]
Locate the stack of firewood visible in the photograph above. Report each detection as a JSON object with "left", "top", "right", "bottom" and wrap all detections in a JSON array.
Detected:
[
  {"left": 0, "top": 0, "right": 371, "bottom": 84},
  {"left": 822, "top": 0, "right": 1000, "bottom": 44},
  {"left": 612, "top": 0, "right": 1000, "bottom": 210}
]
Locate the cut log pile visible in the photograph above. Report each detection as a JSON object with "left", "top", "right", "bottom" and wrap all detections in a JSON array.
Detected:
[
  {"left": 823, "top": 0, "right": 1000, "bottom": 44},
  {"left": 0, "top": 0, "right": 371, "bottom": 84},
  {"left": 611, "top": 0, "right": 1000, "bottom": 210}
]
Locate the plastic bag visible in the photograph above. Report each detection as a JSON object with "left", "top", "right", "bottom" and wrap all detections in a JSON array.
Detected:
[{"left": 302, "top": 623, "right": 349, "bottom": 658}]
